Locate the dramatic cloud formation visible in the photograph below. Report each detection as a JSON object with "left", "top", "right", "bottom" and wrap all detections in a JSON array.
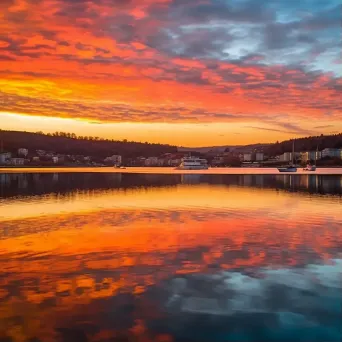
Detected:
[{"left": 0, "top": 0, "right": 341, "bottom": 144}]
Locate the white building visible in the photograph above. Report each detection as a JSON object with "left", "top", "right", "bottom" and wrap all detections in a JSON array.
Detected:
[
  {"left": 243, "top": 153, "right": 252, "bottom": 162},
  {"left": 10, "top": 158, "right": 25, "bottom": 166},
  {"left": 18, "top": 148, "right": 29, "bottom": 157},
  {"left": 321, "top": 148, "right": 341, "bottom": 159},
  {"left": 255, "top": 152, "right": 264, "bottom": 161},
  {"left": 104, "top": 155, "right": 122, "bottom": 165},
  {"left": 0, "top": 152, "right": 11, "bottom": 165}
]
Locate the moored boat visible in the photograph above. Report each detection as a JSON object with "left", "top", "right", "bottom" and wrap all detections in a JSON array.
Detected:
[
  {"left": 278, "top": 166, "right": 297, "bottom": 173},
  {"left": 277, "top": 140, "right": 297, "bottom": 173},
  {"left": 303, "top": 164, "right": 316, "bottom": 171}
]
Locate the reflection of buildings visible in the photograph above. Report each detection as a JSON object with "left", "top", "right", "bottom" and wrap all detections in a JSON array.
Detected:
[
  {"left": 52, "top": 173, "right": 59, "bottom": 183},
  {"left": 0, "top": 173, "right": 11, "bottom": 186},
  {"left": 1, "top": 173, "right": 342, "bottom": 199}
]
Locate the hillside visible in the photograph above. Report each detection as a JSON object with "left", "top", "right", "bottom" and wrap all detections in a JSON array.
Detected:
[
  {"left": 178, "top": 143, "right": 270, "bottom": 154},
  {"left": 179, "top": 134, "right": 342, "bottom": 156},
  {"left": 266, "top": 133, "right": 342, "bottom": 156},
  {"left": 0, "top": 130, "right": 177, "bottom": 158}
]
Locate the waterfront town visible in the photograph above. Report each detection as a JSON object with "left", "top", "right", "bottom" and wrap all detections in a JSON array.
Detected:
[{"left": 1, "top": 146, "right": 342, "bottom": 168}]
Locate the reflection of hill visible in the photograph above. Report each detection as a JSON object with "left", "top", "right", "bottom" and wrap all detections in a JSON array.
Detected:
[{"left": 0, "top": 173, "right": 341, "bottom": 199}]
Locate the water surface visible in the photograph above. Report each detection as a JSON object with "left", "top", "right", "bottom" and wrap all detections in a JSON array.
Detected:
[{"left": 0, "top": 173, "right": 341, "bottom": 342}]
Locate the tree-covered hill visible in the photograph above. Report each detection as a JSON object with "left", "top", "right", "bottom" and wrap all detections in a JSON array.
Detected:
[
  {"left": 266, "top": 133, "right": 342, "bottom": 156},
  {"left": 0, "top": 130, "right": 177, "bottom": 158}
]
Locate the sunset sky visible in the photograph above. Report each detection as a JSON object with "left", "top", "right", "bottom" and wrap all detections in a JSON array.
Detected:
[{"left": 0, "top": 0, "right": 341, "bottom": 146}]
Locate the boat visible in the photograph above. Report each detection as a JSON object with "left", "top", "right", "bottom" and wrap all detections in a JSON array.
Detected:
[
  {"left": 278, "top": 166, "right": 297, "bottom": 173},
  {"left": 303, "top": 164, "right": 316, "bottom": 171},
  {"left": 176, "top": 156, "right": 209, "bottom": 170},
  {"left": 278, "top": 140, "right": 297, "bottom": 173},
  {"left": 303, "top": 145, "right": 318, "bottom": 171},
  {"left": 114, "top": 164, "right": 126, "bottom": 169}
]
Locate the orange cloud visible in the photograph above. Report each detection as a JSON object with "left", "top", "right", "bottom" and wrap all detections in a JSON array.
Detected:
[{"left": 0, "top": 0, "right": 341, "bottom": 144}]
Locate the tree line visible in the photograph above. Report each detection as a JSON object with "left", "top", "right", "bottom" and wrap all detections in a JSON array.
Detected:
[
  {"left": 0, "top": 130, "right": 177, "bottom": 158},
  {"left": 266, "top": 133, "right": 342, "bottom": 157}
]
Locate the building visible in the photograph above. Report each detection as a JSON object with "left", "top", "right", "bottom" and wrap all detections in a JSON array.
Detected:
[
  {"left": 280, "top": 152, "right": 292, "bottom": 162},
  {"left": 0, "top": 152, "right": 11, "bottom": 165},
  {"left": 255, "top": 152, "right": 264, "bottom": 162},
  {"left": 170, "top": 158, "right": 182, "bottom": 167},
  {"left": 18, "top": 148, "right": 29, "bottom": 157},
  {"left": 300, "top": 151, "right": 322, "bottom": 163},
  {"left": 243, "top": 153, "right": 252, "bottom": 162},
  {"left": 321, "top": 148, "right": 341, "bottom": 159},
  {"left": 144, "top": 157, "right": 159, "bottom": 166},
  {"left": 212, "top": 156, "right": 224, "bottom": 166},
  {"left": 36, "top": 150, "right": 46, "bottom": 156},
  {"left": 9, "top": 158, "right": 25, "bottom": 166},
  {"left": 104, "top": 155, "right": 122, "bottom": 165},
  {"left": 280, "top": 152, "right": 301, "bottom": 162},
  {"left": 157, "top": 159, "right": 165, "bottom": 166}
]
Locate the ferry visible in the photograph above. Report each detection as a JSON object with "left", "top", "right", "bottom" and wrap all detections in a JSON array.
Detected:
[{"left": 176, "top": 156, "right": 209, "bottom": 170}]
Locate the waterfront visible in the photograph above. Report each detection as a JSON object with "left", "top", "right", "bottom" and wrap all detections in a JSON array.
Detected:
[
  {"left": 0, "top": 173, "right": 341, "bottom": 342},
  {"left": 1, "top": 166, "right": 342, "bottom": 175}
]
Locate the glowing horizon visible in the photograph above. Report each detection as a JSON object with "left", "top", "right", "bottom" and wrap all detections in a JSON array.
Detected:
[{"left": 0, "top": 0, "right": 341, "bottom": 145}]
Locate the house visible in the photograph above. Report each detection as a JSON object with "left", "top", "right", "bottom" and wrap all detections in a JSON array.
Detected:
[
  {"left": 18, "top": 148, "right": 29, "bottom": 157},
  {"left": 0, "top": 152, "right": 11, "bottom": 165},
  {"left": 104, "top": 155, "right": 122, "bottom": 165},
  {"left": 279, "top": 152, "right": 301, "bottom": 162},
  {"left": 144, "top": 157, "right": 159, "bottom": 166},
  {"left": 243, "top": 153, "right": 252, "bottom": 162},
  {"left": 170, "top": 158, "right": 182, "bottom": 167},
  {"left": 36, "top": 150, "right": 46, "bottom": 156},
  {"left": 211, "top": 155, "right": 224, "bottom": 166},
  {"left": 9, "top": 158, "right": 25, "bottom": 166},
  {"left": 255, "top": 152, "right": 264, "bottom": 161},
  {"left": 321, "top": 148, "right": 341, "bottom": 159}
]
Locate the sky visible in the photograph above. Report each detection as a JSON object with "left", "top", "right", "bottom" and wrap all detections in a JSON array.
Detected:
[{"left": 0, "top": 0, "right": 341, "bottom": 147}]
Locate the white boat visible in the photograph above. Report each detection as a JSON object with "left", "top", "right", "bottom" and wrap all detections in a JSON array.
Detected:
[
  {"left": 304, "top": 146, "right": 318, "bottom": 171},
  {"left": 176, "top": 156, "right": 209, "bottom": 170},
  {"left": 278, "top": 140, "right": 297, "bottom": 173},
  {"left": 303, "top": 164, "right": 316, "bottom": 171}
]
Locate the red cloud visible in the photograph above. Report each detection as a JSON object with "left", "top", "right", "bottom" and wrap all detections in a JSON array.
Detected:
[{"left": 0, "top": 0, "right": 341, "bottom": 126}]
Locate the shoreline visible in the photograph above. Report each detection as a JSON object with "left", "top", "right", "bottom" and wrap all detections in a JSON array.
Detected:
[{"left": 1, "top": 167, "right": 342, "bottom": 175}]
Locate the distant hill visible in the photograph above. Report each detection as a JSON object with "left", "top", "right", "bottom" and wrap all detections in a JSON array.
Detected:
[
  {"left": 0, "top": 130, "right": 177, "bottom": 159},
  {"left": 178, "top": 143, "right": 270, "bottom": 154}
]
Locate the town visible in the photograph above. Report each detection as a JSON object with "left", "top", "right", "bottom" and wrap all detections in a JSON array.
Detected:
[{"left": 1, "top": 146, "right": 342, "bottom": 168}]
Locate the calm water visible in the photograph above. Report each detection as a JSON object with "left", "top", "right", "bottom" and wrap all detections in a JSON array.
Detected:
[{"left": 0, "top": 173, "right": 341, "bottom": 342}]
